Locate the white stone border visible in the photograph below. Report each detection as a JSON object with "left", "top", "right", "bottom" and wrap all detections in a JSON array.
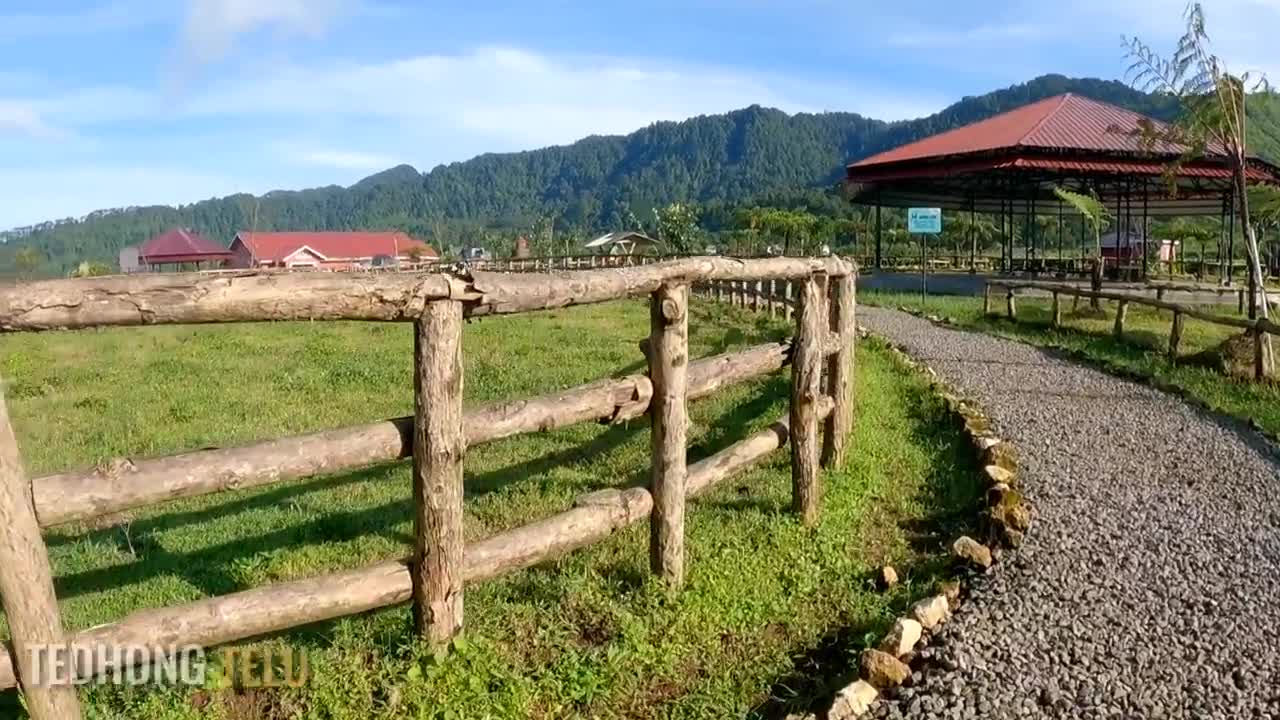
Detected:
[{"left": 819, "top": 328, "right": 1031, "bottom": 720}]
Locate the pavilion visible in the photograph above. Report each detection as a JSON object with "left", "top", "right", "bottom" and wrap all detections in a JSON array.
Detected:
[
  {"left": 845, "top": 93, "right": 1280, "bottom": 280},
  {"left": 121, "top": 228, "right": 233, "bottom": 272}
]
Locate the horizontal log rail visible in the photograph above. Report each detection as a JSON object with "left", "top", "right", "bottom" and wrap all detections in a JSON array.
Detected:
[
  {"left": 31, "top": 341, "right": 792, "bottom": 528},
  {"left": 988, "top": 280, "right": 1280, "bottom": 334},
  {"left": 0, "top": 256, "right": 852, "bottom": 333},
  {"left": 0, "top": 400, "right": 833, "bottom": 691}
]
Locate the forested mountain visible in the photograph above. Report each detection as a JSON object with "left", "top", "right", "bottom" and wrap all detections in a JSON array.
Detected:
[{"left": 1, "top": 73, "right": 1262, "bottom": 276}]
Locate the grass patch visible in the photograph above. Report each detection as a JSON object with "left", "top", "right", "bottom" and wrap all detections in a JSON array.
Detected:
[
  {"left": 0, "top": 300, "right": 980, "bottom": 719},
  {"left": 864, "top": 290, "right": 1280, "bottom": 437}
]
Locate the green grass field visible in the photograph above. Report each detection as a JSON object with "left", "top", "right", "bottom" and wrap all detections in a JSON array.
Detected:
[
  {"left": 864, "top": 290, "right": 1280, "bottom": 437},
  {"left": 1, "top": 300, "right": 981, "bottom": 719}
]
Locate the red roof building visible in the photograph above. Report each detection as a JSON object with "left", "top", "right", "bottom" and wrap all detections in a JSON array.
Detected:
[
  {"left": 843, "top": 93, "right": 1280, "bottom": 278},
  {"left": 846, "top": 93, "right": 1280, "bottom": 216},
  {"left": 229, "top": 231, "right": 439, "bottom": 270},
  {"left": 135, "top": 228, "right": 233, "bottom": 268}
]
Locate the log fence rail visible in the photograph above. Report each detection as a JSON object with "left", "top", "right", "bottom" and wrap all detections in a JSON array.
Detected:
[
  {"left": 987, "top": 279, "right": 1276, "bottom": 379},
  {"left": 0, "top": 256, "right": 856, "bottom": 719}
]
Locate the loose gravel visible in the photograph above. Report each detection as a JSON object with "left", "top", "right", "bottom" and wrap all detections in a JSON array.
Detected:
[{"left": 860, "top": 307, "right": 1280, "bottom": 720}]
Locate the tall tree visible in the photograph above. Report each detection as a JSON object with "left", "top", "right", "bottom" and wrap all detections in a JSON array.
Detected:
[{"left": 1124, "top": 2, "right": 1275, "bottom": 371}]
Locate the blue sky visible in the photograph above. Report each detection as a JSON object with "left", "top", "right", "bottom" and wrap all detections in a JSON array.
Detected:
[{"left": 2, "top": 0, "right": 1276, "bottom": 229}]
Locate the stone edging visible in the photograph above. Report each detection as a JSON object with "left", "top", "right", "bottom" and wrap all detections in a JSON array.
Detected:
[{"left": 818, "top": 327, "right": 1032, "bottom": 720}]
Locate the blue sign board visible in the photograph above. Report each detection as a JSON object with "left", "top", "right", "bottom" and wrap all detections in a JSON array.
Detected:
[{"left": 907, "top": 207, "right": 942, "bottom": 234}]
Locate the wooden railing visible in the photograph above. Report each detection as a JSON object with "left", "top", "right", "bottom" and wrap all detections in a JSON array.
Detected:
[
  {"left": 0, "top": 256, "right": 857, "bottom": 720},
  {"left": 985, "top": 279, "right": 1277, "bottom": 380}
]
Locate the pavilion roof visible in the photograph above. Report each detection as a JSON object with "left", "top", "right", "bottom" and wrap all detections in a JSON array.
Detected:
[{"left": 845, "top": 93, "right": 1280, "bottom": 217}]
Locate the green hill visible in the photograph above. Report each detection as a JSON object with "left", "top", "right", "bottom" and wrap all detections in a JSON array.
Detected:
[{"left": 0, "top": 74, "right": 1222, "bottom": 275}]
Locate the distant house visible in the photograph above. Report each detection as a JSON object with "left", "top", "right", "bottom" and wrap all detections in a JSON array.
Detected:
[
  {"left": 584, "top": 231, "right": 660, "bottom": 256},
  {"left": 1100, "top": 229, "right": 1178, "bottom": 263},
  {"left": 228, "top": 231, "right": 439, "bottom": 270},
  {"left": 120, "top": 228, "right": 233, "bottom": 272}
]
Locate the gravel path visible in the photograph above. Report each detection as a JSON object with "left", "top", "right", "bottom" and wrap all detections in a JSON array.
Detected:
[{"left": 860, "top": 307, "right": 1280, "bottom": 720}]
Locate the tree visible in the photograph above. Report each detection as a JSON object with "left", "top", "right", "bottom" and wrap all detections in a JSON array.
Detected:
[
  {"left": 653, "top": 202, "right": 700, "bottom": 254},
  {"left": 1055, "top": 187, "right": 1111, "bottom": 309},
  {"left": 14, "top": 246, "right": 42, "bottom": 279},
  {"left": 1124, "top": 2, "right": 1275, "bottom": 370}
]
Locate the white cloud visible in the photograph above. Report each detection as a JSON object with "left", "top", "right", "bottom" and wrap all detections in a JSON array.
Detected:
[
  {"left": 184, "top": 45, "right": 935, "bottom": 153},
  {"left": 0, "top": 100, "right": 66, "bottom": 140},
  {"left": 178, "top": 0, "right": 347, "bottom": 67}
]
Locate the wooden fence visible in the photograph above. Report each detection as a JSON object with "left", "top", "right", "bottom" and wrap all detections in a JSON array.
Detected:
[
  {"left": 0, "top": 256, "right": 856, "bottom": 720},
  {"left": 985, "top": 279, "right": 1277, "bottom": 380}
]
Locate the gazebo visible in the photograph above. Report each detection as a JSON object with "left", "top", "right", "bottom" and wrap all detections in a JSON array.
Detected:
[
  {"left": 124, "top": 228, "right": 233, "bottom": 272},
  {"left": 845, "top": 93, "right": 1280, "bottom": 279}
]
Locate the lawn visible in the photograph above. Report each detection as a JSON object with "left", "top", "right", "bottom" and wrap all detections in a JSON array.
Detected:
[
  {"left": 863, "top": 289, "right": 1280, "bottom": 437},
  {"left": 0, "top": 299, "right": 981, "bottom": 720}
]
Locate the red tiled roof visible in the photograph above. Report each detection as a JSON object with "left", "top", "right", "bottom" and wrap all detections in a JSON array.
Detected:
[
  {"left": 850, "top": 94, "right": 1201, "bottom": 170},
  {"left": 139, "top": 228, "right": 232, "bottom": 262},
  {"left": 847, "top": 155, "right": 1276, "bottom": 183},
  {"left": 233, "top": 232, "right": 438, "bottom": 263}
]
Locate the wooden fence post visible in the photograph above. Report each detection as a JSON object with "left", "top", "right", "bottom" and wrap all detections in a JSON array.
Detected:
[
  {"left": 768, "top": 279, "right": 778, "bottom": 318},
  {"left": 1239, "top": 289, "right": 1246, "bottom": 315},
  {"left": 821, "top": 273, "right": 856, "bottom": 468},
  {"left": 1114, "top": 300, "right": 1129, "bottom": 338},
  {"left": 1051, "top": 291, "right": 1061, "bottom": 328},
  {"left": 784, "top": 280, "right": 794, "bottom": 321},
  {"left": 983, "top": 283, "right": 992, "bottom": 315},
  {"left": 753, "top": 280, "right": 762, "bottom": 313},
  {"left": 0, "top": 393, "right": 83, "bottom": 720},
  {"left": 1006, "top": 289, "right": 1017, "bottom": 319},
  {"left": 649, "top": 283, "right": 689, "bottom": 586},
  {"left": 1169, "top": 310, "right": 1184, "bottom": 359},
  {"left": 1254, "top": 327, "right": 1270, "bottom": 381},
  {"left": 412, "top": 300, "right": 465, "bottom": 646},
  {"left": 791, "top": 277, "right": 823, "bottom": 526}
]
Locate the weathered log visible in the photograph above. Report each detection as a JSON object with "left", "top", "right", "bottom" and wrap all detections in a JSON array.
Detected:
[
  {"left": 0, "top": 486, "right": 655, "bottom": 691},
  {"left": 1114, "top": 300, "right": 1128, "bottom": 338},
  {"left": 0, "top": 394, "right": 83, "bottom": 719},
  {"left": 0, "top": 257, "right": 852, "bottom": 333},
  {"left": 687, "top": 397, "right": 833, "bottom": 498},
  {"left": 1169, "top": 311, "right": 1184, "bottom": 359},
  {"left": 791, "top": 278, "right": 824, "bottom": 526},
  {"left": 648, "top": 284, "right": 689, "bottom": 585},
  {"left": 0, "top": 271, "right": 458, "bottom": 332},
  {"left": 821, "top": 273, "right": 856, "bottom": 468},
  {"left": 411, "top": 301, "right": 465, "bottom": 645}
]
